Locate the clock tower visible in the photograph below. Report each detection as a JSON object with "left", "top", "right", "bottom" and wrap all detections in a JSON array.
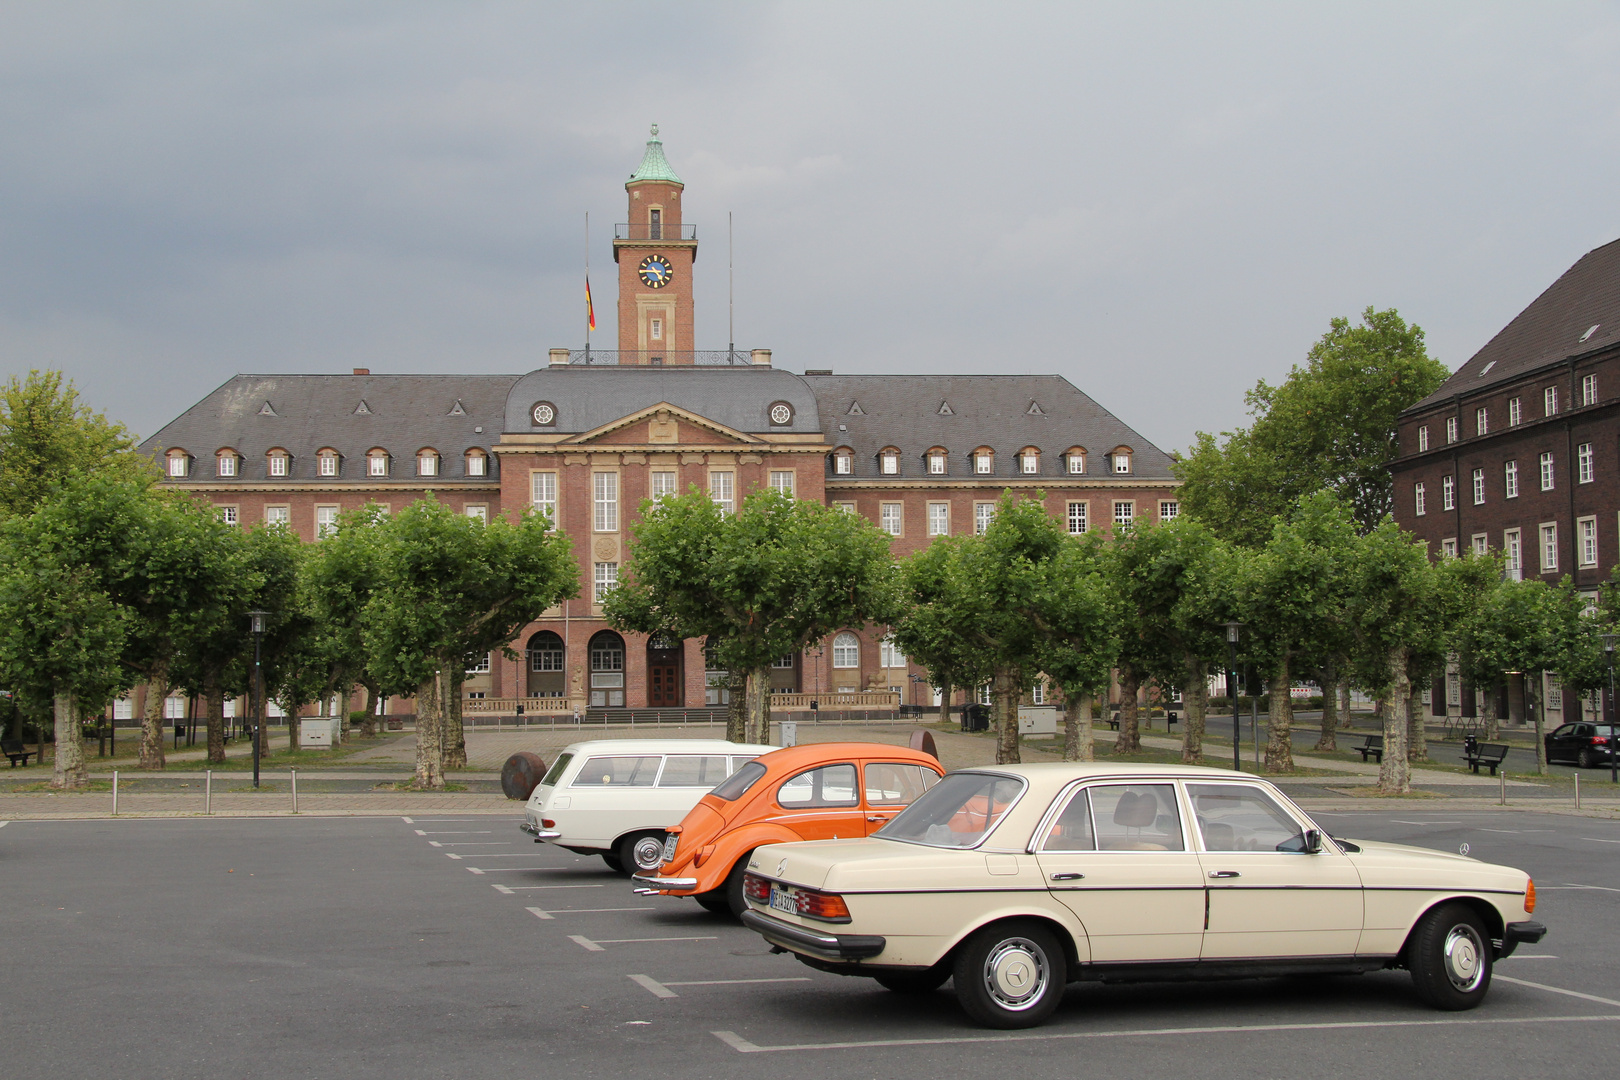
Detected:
[{"left": 613, "top": 124, "right": 698, "bottom": 362}]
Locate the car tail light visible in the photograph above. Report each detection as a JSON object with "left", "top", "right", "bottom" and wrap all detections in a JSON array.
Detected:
[
  {"left": 742, "top": 873, "right": 771, "bottom": 903},
  {"left": 797, "top": 890, "right": 851, "bottom": 922},
  {"left": 541, "top": 819, "right": 555, "bottom": 828},
  {"left": 1525, "top": 878, "right": 1537, "bottom": 914},
  {"left": 1592, "top": 737, "right": 1609, "bottom": 746}
]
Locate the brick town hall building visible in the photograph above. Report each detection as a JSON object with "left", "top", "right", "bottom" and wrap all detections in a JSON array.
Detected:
[{"left": 141, "top": 128, "right": 1179, "bottom": 720}]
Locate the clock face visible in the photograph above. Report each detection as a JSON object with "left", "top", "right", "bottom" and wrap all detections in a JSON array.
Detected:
[{"left": 638, "top": 254, "right": 674, "bottom": 289}]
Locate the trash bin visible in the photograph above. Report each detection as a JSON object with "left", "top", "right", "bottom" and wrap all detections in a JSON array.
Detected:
[{"left": 961, "top": 703, "right": 990, "bottom": 732}]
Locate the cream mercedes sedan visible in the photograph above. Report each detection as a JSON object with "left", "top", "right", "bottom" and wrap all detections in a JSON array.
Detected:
[{"left": 739, "top": 763, "right": 1545, "bottom": 1028}]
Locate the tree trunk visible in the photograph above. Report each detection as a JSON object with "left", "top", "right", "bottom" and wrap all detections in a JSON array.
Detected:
[
  {"left": 1113, "top": 670, "right": 1141, "bottom": 754},
  {"left": 139, "top": 674, "right": 167, "bottom": 770},
  {"left": 285, "top": 698, "right": 302, "bottom": 755},
  {"left": 412, "top": 671, "right": 446, "bottom": 790},
  {"left": 361, "top": 685, "right": 379, "bottom": 737},
  {"left": 1078, "top": 690, "right": 1096, "bottom": 761},
  {"left": 1480, "top": 681, "right": 1499, "bottom": 740},
  {"left": 993, "top": 664, "right": 1020, "bottom": 764},
  {"left": 1378, "top": 649, "right": 1412, "bottom": 794},
  {"left": 1529, "top": 674, "right": 1547, "bottom": 775},
  {"left": 937, "top": 678, "right": 953, "bottom": 729},
  {"left": 1407, "top": 684, "right": 1429, "bottom": 762},
  {"left": 1181, "top": 658, "right": 1207, "bottom": 764},
  {"left": 1265, "top": 667, "right": 1294, "bottom": 772},
  {"left": 744, "top": 666, "right": 771, "bottom": 745},
  {"left": 1314, "top": 661, "right": 1338, "bottom": 752},
  {"left": 1338, "top": 680, "right": 1354, "bottom": 728},
  {"left": 204, "top": 670, "right": 226, "bottom": 765},
  {"left": 49, "top": 690, "right": 87, "bottom": 790},
  {"left": 724, "top": 670, "right": 747, "bottom": 743},
  {"left": 1062, "top": 692, "right": 1081, "bottom": 761},
  {"left": 443, "top": 672, "right": 467, "bottom": 769}
]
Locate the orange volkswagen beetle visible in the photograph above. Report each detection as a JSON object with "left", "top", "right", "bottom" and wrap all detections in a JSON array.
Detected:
[{"left": 631, "top": 742, "right": 944, "bottom": 916}]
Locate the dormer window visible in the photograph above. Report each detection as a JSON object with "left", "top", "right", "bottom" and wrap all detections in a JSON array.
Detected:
[
  {"left": 1019, "top": 448, "right": 1040, "bottom": 475},
  {"left": 216, "top": 451, "right": 238, "bottom": 478},
  {"left": 1112, "top": 448, "right": 1132, "bottom": 474},
  {"left": 418, "top": 449, "right": 439, "bottom": 477},
  {"left": 165, "top": 450, "right": 190, "bottom": 478},
  {"left": 974, "top": 449, "right": 994, "bottom": 475},
  {"left": 833, "top": 448, "right": 853, "bottom": 476},
  {"left": 466, "top": 449, "right": 488, "bottom": 477},
  {"left": 267, "top": 449, "right": 290, "bottom": 478},
  {"left": 927, "top": 449, "right": 947, "bottom": 475},
  {"left": 1066, "top": 448, "right": 1086, "bottom": 474},
  {"left": 367, "top": 449, "right": 389, "bottom": 478},
  {"left": 317, "top": 449, "right": 339, "bottom": 477},
  {"left": 880, "top": 448, "right": 899, "bottom": 475}
]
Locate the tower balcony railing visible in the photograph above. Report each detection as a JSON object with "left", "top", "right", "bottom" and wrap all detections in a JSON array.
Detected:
[
  {"left": 613, "top": 222, "right": 697, "bottom": 241},
  {"left": 566, "top": 349, "right": 756, "bottom": 366}
]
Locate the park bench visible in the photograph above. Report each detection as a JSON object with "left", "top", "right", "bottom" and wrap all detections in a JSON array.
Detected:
[
  {"left": 1107, "top": 710, "right": 1121, "bottom": 731},
  {"left": 1355, "top": 734, "right": 1384, "bottom": 763},
  {"left": 1463, "top": 742, "right": 1510, "bottom": 776},
  {"left": 3, "top": 738, "right": 37, "bottom": 767}
]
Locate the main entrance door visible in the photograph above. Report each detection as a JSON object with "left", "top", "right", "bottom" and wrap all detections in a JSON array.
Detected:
[{"left": 647, "top": 636, "right": 683, "bottom": 708}]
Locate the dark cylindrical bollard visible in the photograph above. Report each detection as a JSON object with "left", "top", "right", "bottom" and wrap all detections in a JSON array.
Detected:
[
  {"left": 501, "top": 752, "right": 549, "bottom": 801},
  {"left": 909, "top": 729, "right": 939, "bottom": 761}
]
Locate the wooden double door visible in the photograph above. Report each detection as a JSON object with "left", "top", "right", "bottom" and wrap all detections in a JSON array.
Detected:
[{"left": 647, "top": 645, "right": 684, "bottom": 707}]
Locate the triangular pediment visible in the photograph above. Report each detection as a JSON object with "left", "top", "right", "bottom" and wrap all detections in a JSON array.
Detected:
[{"left": 562, "top": 401, "right": 764, "bottom": 446}]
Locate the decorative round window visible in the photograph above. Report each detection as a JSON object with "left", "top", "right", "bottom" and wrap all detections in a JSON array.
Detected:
[
  {"left": 769, "top": 402, "right": 793, "bottom": 426},
  {"left": 531, "top": 402, "right": 556, "bottom": 426}
]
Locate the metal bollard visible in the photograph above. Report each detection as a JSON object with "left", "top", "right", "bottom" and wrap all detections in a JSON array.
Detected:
[
  {"left": 1499, "top": 770, "right": 1506, "bottom": 806},
  {"left": 291, "top": 768, "right": 298, "bottom": 813},
  {"left": 205, "top": 769, "right": 212, "bottom": 815},
  {"left": 112, "top": 770, "right": 119, "bottom": 815},
  {"left": 1575, "top": 773, "right": 1581, "bottom": 810}
]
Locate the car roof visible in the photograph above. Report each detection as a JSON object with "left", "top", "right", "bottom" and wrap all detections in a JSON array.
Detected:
[
  {"left": 557, "top": 740, "right": 775, "bottom": 757},
  {"left": 753, "top": 742, "right": 943, "bottom": 771}
]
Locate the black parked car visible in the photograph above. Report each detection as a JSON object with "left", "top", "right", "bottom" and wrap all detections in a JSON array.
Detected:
[{"left": 1544, "top": 722, "right": 1618, "bottom": 768}]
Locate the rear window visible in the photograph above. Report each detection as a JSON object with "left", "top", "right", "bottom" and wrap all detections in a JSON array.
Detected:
[
  {"left": 572, "top": 755, "right": 659, "bottom": 787},
  {"left": 876, "top": 772, "right": 1024, "bottom": 848},
  {"left": 710, "top": 760, "right": 767, "bottom": 802},
  {"left": 777, "top": 763, "right": 859, "bottom": 808},
  {"left": 657, "top": 755, "right": 730, "bottom": 787},
  {"left": 539, "top": 753, "right": 573, "bottom": 788}
]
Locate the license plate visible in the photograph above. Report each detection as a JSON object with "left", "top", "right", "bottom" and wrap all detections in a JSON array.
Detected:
[
  {"left": 769, "top": 884, "right": 799, "bottom": 916},
  {"left": 661, "top": 834, "right": 678, "bottom": 863}
]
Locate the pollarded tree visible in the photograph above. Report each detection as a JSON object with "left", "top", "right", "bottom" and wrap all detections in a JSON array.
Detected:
[
  {"left": 300, "top": 505, "right": 395, "bottom": 736},
  {"left": 1026, "top": 531, "right": 1120, "bottom": 762},
  {"left": 890, "top": 536, "right": 993, "bottom": 733},
  {"left": 606, "top": 487, "right": 899, "bottom": 745}
]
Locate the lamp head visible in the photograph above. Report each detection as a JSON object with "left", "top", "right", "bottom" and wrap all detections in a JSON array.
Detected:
[
  {"left": 248, "top": 609, "right": 269, "bottom": 635},
  {"left": 1604, "top": 633, "right": 1620, "bottom": 654},
  {"left": 1223, "top": 621, "right": 1243, "bottom": 644}
]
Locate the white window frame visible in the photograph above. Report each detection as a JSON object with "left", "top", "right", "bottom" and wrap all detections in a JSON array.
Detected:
[
  {"left": 1579, "top": 442, "right": 1594, "bottom": 484},
  {"left": 1418, "top": 426, "right": 1429, "bottom": 452},
  {"left": 1504, "top": 528, "right": 1522, "bottom": 581},
  {"left": 1414, "top": 482, "right": 1426, "bottom": 516},
  {"left": 1545, "top": 386, "right": 1559, "bottom": 416},
  {"left": 465, "top": 652, "right": 492, "bottom": 675},
  {"left": 418, "top": 450, "right": 438, "bottom": 477},
  {"left": 1471, "top": 533, "right": 1488, "bottom": 556},
  {"left": 834, "top": 452, "right": 852, "bottom": 475},
  {"left": 593, "top": 471, "right": 619, "bottom": 532},
  {"left": 880, "top": 502, "right": 902, "bottom": 537},
  {"left": 1159, "top": 500, "right": 1179, "bottom": 521},
  {"left": 1540, "top": 522, "right": 1558, "bottom": 573},
  {"left": 1578, "top": 516, "right": 1598, "bottom": 567},
  {"left": 1020, "top": 451, "right": 1039, "bottom": 475},
  {"left": 1475, "top": 407, "right": 1488, "bottom": 436},
  {"left": 974, "top": 501, "right": 995, "bottom": 535},
  {"left": 368, "top": 451, "right": 388, "bottom": 478},
  {"left": 831, "top": 632, "right": 860, "bottom": 669},
  {"left": 1505, "top": 460, "right": 1518, "bottom": 498},
  {"left": 880, "top": 451, "right": 899, "bottom": 475},
  {"left": 1583, "top": 373, "right": 1598, "bottom": 406},
  {"left": 267, "top": 452, "right": 289, "bottom": 478},
  {"left": 1509, "top": 397, "right": 1522, "bottom": 426},
  {"left": 1472, "top": 468, "right": 1485, "bottom": 506},
  {"left": 769, "top": 470, "right": 795, "bottom": 496},
  {"left": 167, "top": 452, "right": 188, "bottom": 478},
  {"left": 709, "top": 470, "right": 734, "bottom": 516},
  {"left": 1113, "top": 500, "right": 1135, "bottom": 527},
  {"left": 1441, "top": 475, "right": 1455, "bottom": 510},
  {"left": 593, "top": 561, "right": 619, "bottom": 602},
  {"left": 1441, "top": 538, "right": 1458, "bottom": 558},
  {"left": 265, "top": 505, "right": 290, "bottom": 526},
  {"left": 974, "top": 451, "right": 993, "bottom": 475},
  {"left": 928, "top": 452, "right": 946, "bottom": 475},
  {"left": 927, "top": 501, "right": 949, "bottom": 537},
  {"left": 318, "top": 451, "right": 338, "bottom": 477},
  {"left": 1113, "top": 453, "right": 1131, "bottom": 475},
  {"left": 1445, "top": 416, "right": 1458, "bottom": 444},
  {"left": 465, "top": 504, "right": 488, "bottom": 523},
  {"left": 315, "top": 505, "right": 339, "bottom": 539},
  {"left": 1541, "top": 452, "right": 1556, "bottom": 492},
  {"left": 1067, "top": 452, "right": 1085, "bottom": 475},
  {"left": 219, "top": 505, "right": 239, "bottom": 526},
  {"left": 880, "top": 638, "right": 907, "bottom": 669},
  {"left": 651, "top": 470, "right": 679, "bottom": 500},
  {"left": 1067, "top": 500, "right": 1088, "bottom": 534},
  {"left": 217, "top": 453, "right": 237, "bottom": 478},
  {"left": 650, "top": 316, "right": 663, "bottom": 341},
  {"left": 467, "top": 452, "right": 487, "bottom": 477},
  {"left": 531, "top": 471, "right": 557, "bottom": 526}
]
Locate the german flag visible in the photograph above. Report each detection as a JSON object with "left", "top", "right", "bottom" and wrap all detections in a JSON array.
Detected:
[{"left": 586, "top": 276, "right": 597, "bottom": 332}]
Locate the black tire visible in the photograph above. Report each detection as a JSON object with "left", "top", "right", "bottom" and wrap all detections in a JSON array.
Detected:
[
  {"left": 618, "top": 832, "right": 667, "bottom": 875},
  {"left": 875, "top": 966, "right": 950, "bottom": 994},
  {"left": 694, "top": 892, "right": 731, "bottom": 915},
  {"left": 723, "top": 852, "right": 755, "bottom": 918},
  {"left": 1407, "top": 902, "right": 1492, "bottom": 1010},
  {"left": 1578, "top": 748, "right": 1597, "bottom": 769},
  {"left": 600, "top": 852, "right": 624, "bottom": 873},
  {"left": 951, "top": 921, "right": 1067, "bottom": 1028}
]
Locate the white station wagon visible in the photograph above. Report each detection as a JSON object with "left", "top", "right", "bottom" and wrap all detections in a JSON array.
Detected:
[
  {"left": 520, "top": 739, "right": 773, "bottom": 873},
  {"left": 740, "top": 763, "right": 1546, "bottom": 1028}
]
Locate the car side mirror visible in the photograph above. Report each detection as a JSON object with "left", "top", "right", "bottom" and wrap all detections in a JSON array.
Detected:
[{"left": 1303, "top": 829, "right": 1323, "bottom": 854}]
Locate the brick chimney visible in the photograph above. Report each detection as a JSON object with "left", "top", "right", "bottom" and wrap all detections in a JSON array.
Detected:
[{"left": 353, "top": 368, "right": 369, "bottom": 375}]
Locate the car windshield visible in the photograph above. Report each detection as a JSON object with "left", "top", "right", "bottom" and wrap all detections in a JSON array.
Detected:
[
  {"left": 875, "top": 772, "right": 1024, "bottom": 848},
  {"left": 710, "top": 760, "right": 767, "bottom": 802}
]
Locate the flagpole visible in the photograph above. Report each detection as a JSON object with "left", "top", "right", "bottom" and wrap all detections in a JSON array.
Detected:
[
  {"left": 585, "top": 211, "right": 590, "bottom": 361},
  {"left": 728, "top": 211, "right": 734, "bottom": 363}
]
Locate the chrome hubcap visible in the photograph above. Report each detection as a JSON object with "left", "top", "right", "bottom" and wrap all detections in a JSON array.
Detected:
[
  {"left": 1442, "top": 924, "right": 1486, "bottom": 992},
  {"left": 983, "top": 937, "right": 1048, "bottom": 1010},
  {"left": 632, "top": 837, "right": 665, "bottom": 870}
]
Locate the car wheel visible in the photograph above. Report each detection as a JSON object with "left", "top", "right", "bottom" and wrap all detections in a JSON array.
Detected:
[
  {"left": 723, "top": 853, "right": 754, "bottom": 918},
  {"left": 875, "top": 967, "right": 950, "bottom": 994},
  {"left": 1578, "top": 748, "right": 1597, "bottom": 769},
  {"left": 600, "top": 852, "right": 624, "bottom": 873},
  {"left": 951, "top": 921, "right": 1067, "bottom": 1029},
  {"left": 694, "top": 892, "right": 731, "bottom": 915},
  {"left": 618, "top": 832, "right": 667, "bottom": 874},
  {"left": 1407, "top": 902, "right": 1492, "bottom": 1010}
]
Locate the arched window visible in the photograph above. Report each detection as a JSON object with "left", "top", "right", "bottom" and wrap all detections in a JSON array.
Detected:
[
  {"left": 417, "top": 448, "right": 440, "bottom": 477},
  {"left": 317, "top": 448, "right": 340, "bottom": 477},
  {"left": 525, "top": 630, "right": 566, "bottom": 700},
  {"left": 832, "top": 447, "right": 854, "bottom": 476},
  {"left": 926, "top": 447, "right": 948, "bottom": 475},
  {"left": 266, "top": 448, "right": 290, "bottom": 478},
  {"left": 589, "top": 630, "right": 626, "bottom": 707},
  {"left": 973, "top": 447, "right": 995, "bottom": 475},
  {"left": 1065, "top": 447, "right": 1087, "bottom": 475},
  {"left": 1019, "top": 447, "right": 1040, "bottom": 475},
  {"left": 165, "top": 449, "right": 190, "bottom": 478},
  {"left": 879, "top": 447, "right": 900, "bottom": 475},
  {"left": 216, "top": 449, "right": 239, "bottom": 478},
  {"left": 367, "top": 448, "right": 389, "bottom": 478},
  {"left": 465, "top": 448, "right": 488, "bottom": 477},
  {"left": 832, "top": 632, "right": 860, "bottom": 669}
]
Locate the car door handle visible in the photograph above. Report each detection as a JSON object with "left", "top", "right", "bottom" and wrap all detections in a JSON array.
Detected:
[
  {"left": 866, "top": 815, "right": 890, "bottom": 823},
  {"left": 1050, "top": 872, "right": 1085, "bottom": 881},
  {"left": 1208, "top": 870, "right": 1240, "bottom": 879}
]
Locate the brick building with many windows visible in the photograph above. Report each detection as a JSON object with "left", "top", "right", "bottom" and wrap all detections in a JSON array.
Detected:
[
  {"left": 1391, "top": 237, "right": 1620, "bottom": 722},
  {"left": 139, "top": 128, "right": 1179, "bottom": 718}
]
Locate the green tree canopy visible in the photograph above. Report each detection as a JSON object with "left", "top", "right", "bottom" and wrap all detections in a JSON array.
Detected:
[{"left": 0, "top": 370, "right": 155, "bottom": 519}]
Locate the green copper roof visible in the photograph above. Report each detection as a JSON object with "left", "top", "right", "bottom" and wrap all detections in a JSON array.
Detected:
[{"left": 627, "top": 123, "right": 683, "bottom": 185}]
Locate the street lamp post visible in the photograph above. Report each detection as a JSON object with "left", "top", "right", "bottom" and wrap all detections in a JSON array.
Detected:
[
  {"left": 1604, "top": 634, "right": 1619, "bottom": 786},
  {"left": 1224, "top": 622, "right": 1243, "bottom": 772},
  {"left": 248, "top": 610, "right": 268, "bottom": 790}
]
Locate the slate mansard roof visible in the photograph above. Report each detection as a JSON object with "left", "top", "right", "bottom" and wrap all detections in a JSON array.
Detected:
[
  {"left": 1409, "top": 236, "right": 1620, "bottom": 413},
  {"left": 803, "top": 373, "right": 1175, "bottom": 479},
  {"left": 141, "top": 374, "right": 519, "bottom": 482},
  {"left": 503, "top": 366, "right": 823, "bottom": 436}
]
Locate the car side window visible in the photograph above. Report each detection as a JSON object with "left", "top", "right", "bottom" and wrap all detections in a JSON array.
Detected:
[
  {"left": 1039, "top": 788, "right": 1095, "bottom": 852},
  {"left": 572, "top": 755, "right": 659, "bottom": 787},
  {"left": 1188, "top": 784, "right": 1305, "bottom": 852},
  {"left": 1550, "top": 725, "right": 1575, "bottom": 739},
  {"left": 863, "top": 763, "right": 939, "bottom": 806},
  {"left": 777, "top": 763, "right": 859, "bottom": 808},
  {"left": 657, "top": 755, "right": 730, "bottom": 787},
  {"left": 1090, "top": 784, "right": 1184, "bottom": 851}
]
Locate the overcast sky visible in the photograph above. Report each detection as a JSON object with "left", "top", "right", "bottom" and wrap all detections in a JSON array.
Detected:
[{"left": 3, "top": 2, "right": 1618, "bottom": 454}]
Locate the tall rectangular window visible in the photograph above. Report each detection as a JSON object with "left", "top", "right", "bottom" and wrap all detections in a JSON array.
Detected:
[
  {"left": 1113, "top": 500, "right": 1134, "bottom": 527},
  {"left": 531, "top": 471, "right": 557, "bottom": 525},
  {"left": 1545, "top": 386, "right": 1559, "bottom": 416},
  {"left": 1414, "top": 482, "right": 1426, "bottom": 516},
  {"left": 1579, "top": 516, "right": 1598, "bottom": 567},
  {"left": 1418, "top": 426, "right": 1429, "bottom": 452},
  {"left": 465, "top": 505, "right": 488, "bottom": 523},
  {"left": 1472, "top": 533, "right": 1488, "bottom": 555},
  {"left": 1021, "top": 452, "right": 1038, "bottom": 474},
  {"left": 1509, "top": 397, "right": 1522, "bottom": 426},
  {"left": 880, "top": 451, "right": 898, "bottom": 475},
  {"left": 928, "top": 452, "right": 946, "bottom": 475},
  {"left": 1541, "top": 523, "right": 1558, "bottom": 573},
  {"left": 1540, "top": 451, "right": 1556, "bottom": 491},
  {"left": 319, "top": 452, "right": 338, "bottom": 477},
  {"left": 1067, "top": 453, "right": 1085, "bottom": 474},
  {"left": 1441, "top": 538, "right": 1458, "bottom": 558},
  {"left": 1159, "top": 500, "right": 1179, "bottom": 521},
  {"left": 649, "top": 317, "right": 663, "bottom": 341},
  {"left": 315, "top": 505, "right": 339, "bottom": 538},
  {"left": 880, "top": 638, "right": 907, "bottom": 669},
  {"left": 1504, "top": 460, "right": 1518, "bottom": 498},
  {"left": 1445, "top": 417, "right": 1458, "bottom": 444},
  {"left": 268, "top": 453, "right": 288, "bottom": 477},
  {"left": 418, "top": 452, "right": 438, "bottom": 477},
  {"left": 1579, "top": 442, "right": 1594, "bottom": 483},
  {"left": 974, "top": 452, "right": 992, "bottom": 475},
  {"left": 709, "top": 470, "right": 734, "bottom": 515},
  {"left": 219, "top": 505, "right": 239, "bottom": 526},
  {"left": 927, "top": 502, "right": 949, "bottom": 536},
  {"left": 1504, "top": 529, "right": 1522, "bottom": 581},
  {"left": 1471, "top": 469, "right": 1485, "bottom": 505},
  {"left": 593, "top": 472, "right": 618, "bottom": 532},
  {"left": 1441, "top": 475, "right": 1455, "bottom": 510},
  {"left": 265, "top": 506, "right": 290, "bottom": 526},
  {"left": 974, "top": 502, "right": 994, "bottom": 535},
  {"left": 594, "top": 561, "right": 618, "bottom": 602},
  {"left": 1067, "top": 501, "right": 1088, "bottom": 534},
  {"left": 168, "top": 455, "right": 188, "bottom": 478},
  {"left": 650, "top": 470, "right": 678, "bottom": 500},
  {"left": 217, "top": 454, "right": 236, "bottom": 478},
  {"left": 769, "top": 470, "right": 795, "bottom": 495},
  {"left": 1475, "top": 407, "right": 1489, "bottom": 435},
  {"left": 880, "top": 502, "right": 902, "bottom": 536},
  {"left": 1583, "top": 373, "right": 1598, "bottom": 406},
  {"left": 368, "top": 453, "right": 388, "bottom": 477},
  {"left": 467, "top": 453, "right": 486, "bottom": 477}
]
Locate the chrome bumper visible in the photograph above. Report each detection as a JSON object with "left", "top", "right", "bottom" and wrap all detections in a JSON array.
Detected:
[
  {"left": 631, "top": 872, "right": 700, "bottom": 893},
  {"left": 518, "top": 822, "right": 560, "bottom": 840},
  {"left": 1498, "top": 920, "right": 1548, "bottom": 959},
  {"left": 740, "top": 908, "right": 886, "bottom": 961}
]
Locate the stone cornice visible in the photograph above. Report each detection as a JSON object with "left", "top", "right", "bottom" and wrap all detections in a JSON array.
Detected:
[{"left": 823, "top": 477, "right": 1180, "bottom": 491}]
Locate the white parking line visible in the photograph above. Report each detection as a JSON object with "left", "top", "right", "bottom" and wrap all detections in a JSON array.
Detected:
[
  {"left": 1580, "top": 837, "right": 1620, "bottom": 844},
  {"left": 401, "top": 817, "right": 412, "bottom": 823},
  {"left": 526, "top": 906, "right": 554, "bottom": 921},
  {"left": 497, "top": 883, "right": 606, "bottom": 890},
  {"left": 711, "top": 1013, "right": 1620, "bottom": 1053},
  {"left": 533, "top": 906, "right": 655, "bottom": 920},
  {"left": 467, "top": 866, "right": 592, "bottom": 874},
  {"left": 415, "top": 830, "right": 492, "bottom": 835},
  {"left": 630, "top": 975, "right": 812, "bottom": 999},
  {"left": 1390, "top": 820, "right": 1463, "bottom": 826},
  {"left": 449, "top": 852, "right": 544, "bottom": 858},
  {"left": 1540, "top": 884, "right": 1620, "bottom": 893},
  {"left": 569, "top": 935, "right": 718, "bottom": 952},
  {"left": 429, "top": 842, "right": 512, "bottom": 847},
  {"left": 1494, "top": 976, "right": 1620, "bottom": 1008}
]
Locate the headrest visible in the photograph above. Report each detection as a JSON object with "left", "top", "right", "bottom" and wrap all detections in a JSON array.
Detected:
[{"left": 1112, "top": 790, "right": 1158, "bottom": 828}]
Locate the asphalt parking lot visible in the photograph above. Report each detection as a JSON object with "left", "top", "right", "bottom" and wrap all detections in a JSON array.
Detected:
[{"left": 1, "top": 809, "right": 1616, "bottom": 1080}]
